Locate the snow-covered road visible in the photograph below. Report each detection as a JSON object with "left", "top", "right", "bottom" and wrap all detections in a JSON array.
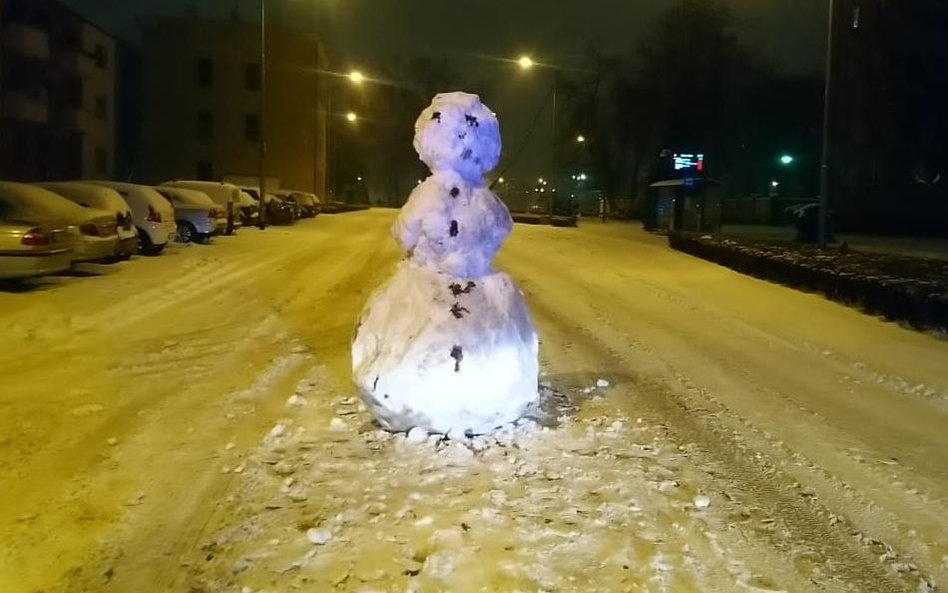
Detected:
[{"left": 1, "top": 211, "right": 945, "bottom": 593}]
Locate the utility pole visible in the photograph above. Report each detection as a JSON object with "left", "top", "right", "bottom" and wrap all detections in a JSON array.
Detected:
[
  {"left": 257, "top": 0, "right": 268, "bottom": 229},
  {"left": 818, "top": 0, "right": 835, "bottom": 248}
]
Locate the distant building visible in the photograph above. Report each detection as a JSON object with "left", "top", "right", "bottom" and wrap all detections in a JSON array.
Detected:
[
  {"left": 829, "top": 0, "right": 948, "bottom": 235},
  {"left": 0, "top": 0, "right": 117, "bottom": 180},
  {"left": 138, "top": 16, "right": 329, "bottom": 197}
]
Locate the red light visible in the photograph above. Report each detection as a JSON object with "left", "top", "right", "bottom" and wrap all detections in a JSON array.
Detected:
[{"left": 21, "top": 228, "right": 50, "bottom": 246}]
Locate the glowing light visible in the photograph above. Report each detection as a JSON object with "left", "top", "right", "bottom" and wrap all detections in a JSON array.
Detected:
[
  {"left": 498, "top": 177, "right": 505, "bottom": 184},
  {"left": 771, "top": 180, "right": 780, "bottom": 187},
  {"left": 780, "top": 154, "right": 794, "bottom": 165},
  {"left": 346, "top": 112, "right": 358, "bottom": 122},
  {"left": 576, "top": 135, "right": 586, "bottom": 143},
  {"left": 349, "top": 71, "right": 365, "bottom": 84},
  {"left": 518, "top": 56, "right": 534, "bottom": 69},
  {"left": 357, "top": 176, "right": 363, "bottom": 182},
  {"left": 578, "top": 173, "right": 588, "bottom": 181}
]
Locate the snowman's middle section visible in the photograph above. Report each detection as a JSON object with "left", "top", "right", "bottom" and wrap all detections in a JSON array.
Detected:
[{"left": 352, "top": 260, "right": 539, "bottom": 434}]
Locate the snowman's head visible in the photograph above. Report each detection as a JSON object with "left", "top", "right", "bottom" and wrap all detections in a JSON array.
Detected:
[{"left": 414, "top": 92, "right": 501, "bottom": 182}]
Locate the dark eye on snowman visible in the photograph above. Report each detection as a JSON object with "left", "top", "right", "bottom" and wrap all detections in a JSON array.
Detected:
[
  {"left": 432, "top": 111, "right": 442, "bottom": 122},
  {"left": 465, "top": 114, "right": 479, "bottom": 127}
]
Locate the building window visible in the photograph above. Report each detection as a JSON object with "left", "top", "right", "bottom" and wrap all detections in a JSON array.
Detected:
[
  {"left": 244, "top": 114, "right": 261, "bottom": 142},
  {"left": 95, "top": 148, "right": 108, "bottom": 175},
  {"left": 197, "top": 111, "right": 213, "bottom": 140},
  {"left": 196, "top": 161, "right": 214, "bottom": 181},
  {"left": 197, "top": 57, "right": 213, "bottom": 88},
  {"left": 245, "top": 63, "right": 261, "bottom": 91},
  {"left": 95, "top": 95, "right": 108, "bottom": 120},
  {"left": 94, "top": 43, "right": 108, "bottom": 69}
]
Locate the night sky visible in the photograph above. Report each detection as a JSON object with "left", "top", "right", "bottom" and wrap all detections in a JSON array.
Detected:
[{"left": 62, "top": 0, "right": 828, "bottom": 181}]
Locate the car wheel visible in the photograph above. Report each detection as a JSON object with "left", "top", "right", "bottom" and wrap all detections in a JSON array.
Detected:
[{"left": 176, "top": 221, "right": 197, "bottom": 243}]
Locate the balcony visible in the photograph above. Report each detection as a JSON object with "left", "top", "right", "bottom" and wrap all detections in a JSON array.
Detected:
[
  {"left": 2, "top": 91, "right": 50, "bottom": 124},
  {"left": 59, "top": 107, "right": 97, "bottom": 131},
  {"left": 2, "top": 24, "right": 51, "bottom": 61},
  {"left": 56, "top": 51, "right": 95, "bottom": 77}
]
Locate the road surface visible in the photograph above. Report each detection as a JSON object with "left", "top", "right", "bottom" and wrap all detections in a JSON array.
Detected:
[{"left": 0, "top": 210, "right": 945, "bottom": 593}]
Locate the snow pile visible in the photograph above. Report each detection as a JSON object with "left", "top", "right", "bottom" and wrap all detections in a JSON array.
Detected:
[{"left": 352, "top": 92, "right": 539, "bottom": 435}]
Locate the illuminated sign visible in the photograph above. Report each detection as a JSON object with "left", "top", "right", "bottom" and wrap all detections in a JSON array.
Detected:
[{"left": 673, "top": 153, "right": 705, "bottom": 175}]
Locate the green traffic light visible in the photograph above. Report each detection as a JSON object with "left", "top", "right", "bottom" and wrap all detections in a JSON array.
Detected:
[{"left": 780, "top": 154, "right": 794, "bottom": 165}]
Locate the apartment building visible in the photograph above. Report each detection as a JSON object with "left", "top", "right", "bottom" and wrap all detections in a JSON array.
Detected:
[
  {"left": 0, "top": 0, "right": 116, "bottom": 180},
  {"left": 138, "top": 16, "right": 328, "bottom": 196}
]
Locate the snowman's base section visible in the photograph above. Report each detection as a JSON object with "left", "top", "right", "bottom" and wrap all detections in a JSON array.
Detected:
[{"left": 352, "top": 261, "right": 539, "bottom": 435}]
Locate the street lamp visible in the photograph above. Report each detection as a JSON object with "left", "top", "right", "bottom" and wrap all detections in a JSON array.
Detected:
[
  {"left": 780, "top": 154, "right": 795, "bottom": 166},
  {"left": 258, "top": 0, "right": 268, "bottom": 228},
  {"left": 576, "top": 135, "right": 586, "bottom": 143},
  {"left": 517, "top": 54, "right": 557, "bottom": 218},
  {"left": 346, "top": 111, "right": 358, "bottom": 123},
  {"left": 818, "top": 0, "right": 836, "bottom": 248},
  {"left": 348, "top": 70, "right": 364, "bottom": 84}
]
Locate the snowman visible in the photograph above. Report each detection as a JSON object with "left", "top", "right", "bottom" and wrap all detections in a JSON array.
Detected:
[{"left": 352, "top": 92, "right": 539, "bottom": 435}]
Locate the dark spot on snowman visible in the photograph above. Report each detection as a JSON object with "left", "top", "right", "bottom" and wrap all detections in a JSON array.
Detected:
[
  {"left": 431, "top": 111, "right": 441, "bottom": 122},
  {"left": 458, "top": 132, "right": 466, "bottom": 140},
  {"left": 449, "top": 220, "right": 459, "bottom": 237},
  {"left": 461, "top": 522, "right": 471, "bottom": 532},
  {"left": 450, "top": 187, "right": 460, "bottom": 198},
  {"left": 372, "top": 376, "right": 379, "bottom": 392},
  {"left": 383, "top": 394, "right": 390, "bottom": 400},
  {"left": 448, "top": 281, "right": 476, "bottom": 297},
  {"left": 450, "top": 303, "right": 470, "bottom": 319},
  {"left": 450, "top": 345, "right": 463, "bottom": 372},
  {"left": 465, "top": 114, "right": 479, "bottom": 127},
  {"left": 461, "top": 149, "right": 472, "bottom": 160},
  {"left": 403, "top": 568, "right": 422, "bottom": 577}
]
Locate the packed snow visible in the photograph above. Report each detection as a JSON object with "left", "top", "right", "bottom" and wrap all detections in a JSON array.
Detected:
[{"left": 0, "top": 212, "right": 946, "bottom": 593}]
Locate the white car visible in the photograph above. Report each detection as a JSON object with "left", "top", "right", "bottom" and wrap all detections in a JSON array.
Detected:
[
  {"left": 0, "top": 182, "right": 119, "bottom": 263},
  {"left": 82, "top": 181, "right": 176, "bottom": 255},
  {"left": 161, "top": 180, "right": 242, "bottom": 235},
  {"left": 0, "top": 219, "right": 74, "bottom": 279},
  {"left": 37, "top": 182, "right": 138, "bottom": 259},
  {"left": 154, "top": 186, "right": 227, "bottom": 243}
]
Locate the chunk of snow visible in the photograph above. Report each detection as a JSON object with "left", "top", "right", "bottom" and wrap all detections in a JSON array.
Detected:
[
  {"left": 286, "top": 394, "right": 307, "bottom": 407},
  {"left": 406, "top": 427, "right": 428, "bottom": 443},
  {"left": 693, "top": 494, "right": 711, "bottom": 509},
  {"left": 329, "top": 418, "right": 347, "bottom": 431},
  {"left": 268, "top": 424, "right": 286, "bottom": 438},
  {"left": 306, "top": 528, "right": 332, "bottom": 545},
  {"left": 596, "top": 378, "right": 610, "bottom": 388}
]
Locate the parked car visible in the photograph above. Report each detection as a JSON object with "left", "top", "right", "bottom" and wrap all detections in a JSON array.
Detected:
[
  {"left": 36, "top": 182, "right": 138, "bottom": 259},
  {"left": 237, "top": 190, "right": 259, "bottom": 226},
  {"left": 82, "top": 181, "right": 176, "bottom": 255},
  {"left": 154, "top": 186, "right": 227, "bottom": 243},
  {"left": 161, "top": 181, "right": 242, "bottom": 234},
  {"left": 278, "top": 190, "right": 321, "bottom": 218},
  {"left": 242, "top": 187, "right": 296, "bottom": 225},
  {"left": 0, "top": 182, "right": 119, "bottom": 263},
  {"left": 0, "top": 219, "right": 73, "bottom": 280}
]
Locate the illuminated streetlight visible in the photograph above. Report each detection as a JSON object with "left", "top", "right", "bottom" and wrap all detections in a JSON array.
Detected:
[
  {"left": 498, "top": 177, "right": 505, "bottom": 184},
  {"left": 518, "top": 56, "right": 534, "bottom": 69},
  {"left": 771, "top": 180, "right": 780, "bottom": 188},
  {"left": 578, "top": 173, "right": 588, "bottom": 181},
  {"left": 349, "top": 70, "right": 364, "bottom": 84},
  {"left": 576, "top": 135, "right": 586, "bottom": 143},
  {"left": 780, "top": 154, "right": 794, "bottom": 165},
  {"left": 357, "top": 176, "right": 363, "bottom": 182},
  {"left": 346, "top": 111, "right": 358, "bottom": 123}
]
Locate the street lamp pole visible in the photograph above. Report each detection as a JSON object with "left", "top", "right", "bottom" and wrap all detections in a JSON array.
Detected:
[
  {"left": 549, "top": 71, "right": 557, "bottom": 218},
  {"left": 818, "top": 0, "right": 835, "bottom": 248},
  {"left": 257, "top": 0, "right": 268, "bottom": 229}
]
